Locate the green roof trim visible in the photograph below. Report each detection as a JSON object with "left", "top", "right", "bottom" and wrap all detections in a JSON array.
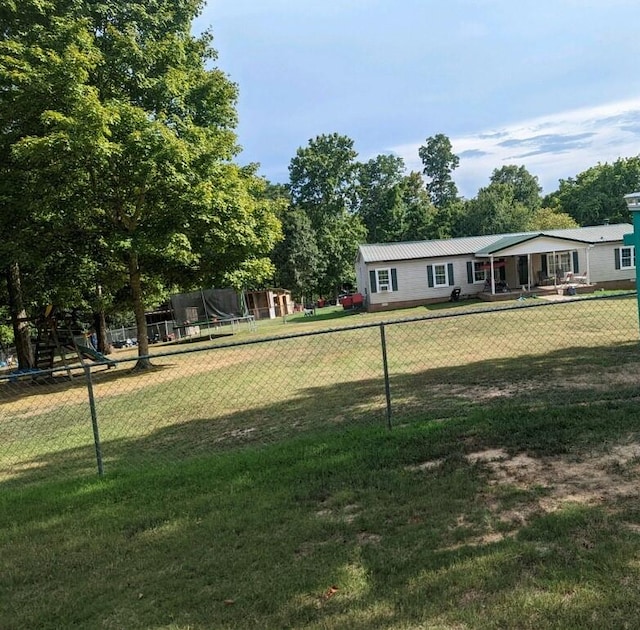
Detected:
[
  {"left": 475, "top": 234, "right": 542, "bottom": 255},
  {"left": 474, "top": 232, "right": 594, "bottom": 256}
]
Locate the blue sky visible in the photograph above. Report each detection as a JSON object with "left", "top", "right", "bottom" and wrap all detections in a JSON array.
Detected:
[{"left": 195, "top": 0, "right": 640, "bottom": 197}]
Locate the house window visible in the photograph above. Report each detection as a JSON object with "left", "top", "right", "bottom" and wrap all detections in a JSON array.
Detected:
[
  {"left": 370, "top": 268, "right": 398, "bottom": 293},
  {"left": 547, "top": 252, "right": 571, "bottom": 276},
  {"left": 433, "top": 264, "right": 448, "bottom": 286},
  {"left": 473, "top": 262, "right": 487, "bottom": 283},
  {"left": 467, "top": 260, "right": 505, "bottom": 285},
  {"left": 427, "top": 263, "right": 454, "bottom": 288},
  {"left": 621, "top": 247, "right": 636, "bottom": 269},
  {"left": 376, "top": 268, "right": 391, "bottom": 291}
]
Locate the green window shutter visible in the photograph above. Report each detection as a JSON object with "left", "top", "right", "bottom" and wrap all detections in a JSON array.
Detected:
[
  {"left": 541, "top": 256, "right": 548, "bottom": 274},
  {"left": 369, "top": 270, "right": 377, "bottom": 293},
  {"left": 391, "top": 268, "right": 398, "bottom": 291},
  {"left": 614, "top": 248, "right": 621, "bottom": 270},
  {"left": 447, "top": 263, "right": 455, "bottom": 286},
  {"left": 427, "top": 265, "right": 434, "bottom": 288},
  {"left": 466, "top": 261, "right": 474, "bottom": 284},
  {"left": 572, "top": 251, "right": 579, "bottom": 273}
]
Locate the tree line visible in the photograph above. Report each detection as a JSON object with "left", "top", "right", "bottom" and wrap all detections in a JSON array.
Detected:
[
  {"left": 2, "top": 1, "right": 640, "bottom": 369},
  {"left": 1, "top": 0, "right": 282, "bottom": 369},
  {"left": 271, "top": 132, "right": 640, "bottom": 304}
]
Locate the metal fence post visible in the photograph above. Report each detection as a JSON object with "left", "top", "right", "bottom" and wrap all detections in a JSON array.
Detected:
[
  {"left": 379, "top": 323, "right": 392, "bottom": 429},
  {"left": 83, "top": 364, "right": 104, "bottom": 477}
]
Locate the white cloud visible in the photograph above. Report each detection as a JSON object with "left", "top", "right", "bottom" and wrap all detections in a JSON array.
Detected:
[{"left": 391, "top": 97, "right": 640, "bottom": 197}]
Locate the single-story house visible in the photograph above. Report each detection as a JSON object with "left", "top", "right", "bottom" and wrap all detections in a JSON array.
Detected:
[{"left": 355, "top": 223, "right": 636, "bottom": 311}]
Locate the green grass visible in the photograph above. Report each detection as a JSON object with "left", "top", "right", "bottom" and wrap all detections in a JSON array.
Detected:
[
  {"left": 3, "top": 412, "right": 640, "bottom": 629},
  {"left": 2, "top": 294, "right": 640, "bottom": 482},
  {"left": 3, "top": 294, "right": 640, "bottom": 627}
]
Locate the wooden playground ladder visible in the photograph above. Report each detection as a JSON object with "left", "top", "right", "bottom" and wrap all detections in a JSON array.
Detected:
[{"left": 34, "top": 317, "right": 74, "bottom": 378}]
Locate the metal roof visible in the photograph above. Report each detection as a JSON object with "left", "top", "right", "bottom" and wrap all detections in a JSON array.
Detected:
[
  {"left": 474, "top": 234, "right": 542, "bottom": 256},
  {"left": 358, "top": 223, "right": 632, "bottom": 263}
]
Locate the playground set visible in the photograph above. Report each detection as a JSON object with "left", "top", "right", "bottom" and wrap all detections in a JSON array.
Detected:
[{"left": 8, "top": 306, "right": 115, "bottom": 381}]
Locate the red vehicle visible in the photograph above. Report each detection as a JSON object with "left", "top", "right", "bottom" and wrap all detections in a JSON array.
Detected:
[{"left": 339, "top": 292, "right": 364, "bottom": 310}]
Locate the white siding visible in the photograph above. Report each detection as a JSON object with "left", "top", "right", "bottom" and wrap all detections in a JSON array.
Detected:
[
  {"left": 359, "top": 236, "right": 633, "bottom": 308},
  {"left": 366, "top": 256, "right": 485, "bottom": 307},
  {"left": 588, "top": 242, "right": 636, "bottom": 283},
  {"left": 355, "top": 253, "right": 367, "bottom": 296},
  {"left": 485, "top": 236, "right": 589, "bottom": 257}
]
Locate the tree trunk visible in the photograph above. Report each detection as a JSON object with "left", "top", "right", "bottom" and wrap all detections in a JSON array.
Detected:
[
  {"left": 128, "top": 250, "right": 152, "bottom": 369},
  {"left": 93, "top": 309, "right": 111, "bottom": 355},
  {"left": 7, "top": 262, "right": 34, "bottom": 369}
]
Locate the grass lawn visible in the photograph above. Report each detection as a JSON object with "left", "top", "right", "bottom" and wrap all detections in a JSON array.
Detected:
[
  {"left": 4, "top": 410, "right": 640, "bottom": 629},
  {"left": 3, "top": 293, "right": 639, "bottom": 479},
  {"left": 3, "top": 293, "right": 640, "bottom": 628}
]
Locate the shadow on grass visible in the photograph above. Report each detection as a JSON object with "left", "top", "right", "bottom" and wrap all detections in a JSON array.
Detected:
[
  {"left": 423, "top": 297, "right": 484, "bottom": 312},
  {"left": 0, "top": 361, "right": 180, "bottom": 404},
  {"left": 3, "top": 417, "right": 640, "bottom": 629},
  {"left": 4, "top": 340, "right": 640, "bottom": 489},
  {"left": 285, "top": 307, "right": 365, "bottom": 324}
]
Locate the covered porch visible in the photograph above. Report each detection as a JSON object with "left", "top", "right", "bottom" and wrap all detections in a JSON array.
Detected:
[
  {"left": 472, "top": 233, "right": 595, "bottom": 299},
  {"left": 477, "top": 282, "right": 596, "bottom": 302}
]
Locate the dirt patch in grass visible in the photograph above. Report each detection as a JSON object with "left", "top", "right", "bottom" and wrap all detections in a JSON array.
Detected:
[
  {"left": 458, "top": 442, "right": 640, "bottom": 544},
  {"left": 356, "top": 531, "right": 382, "bottom": 545},
  {"left": 469, "top": 440, "right": 640, "bottom": 515},
  {"left": 418, "top": 440, "right": 640, "bottom": 549},
  {"left": 563, "top": 365, "right": 640, "bottom": 390}
]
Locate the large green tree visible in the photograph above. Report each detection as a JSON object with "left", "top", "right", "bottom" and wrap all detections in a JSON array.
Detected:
[
  {"left": 489, "top": 165, "right": 542, "bottom": 211},
  {"left": 461, "top": 183, "right": 531, "bottom": 236},
  {"left": 418, "top": 133, "right": 460, "bottom": 208},
  {"left": 545, "top": 157, "right": 640, "bottom": 226},
  {"left": 198, "top": 167, "right": 283, "bottom": 291},
  {"left": 0, "top": 6, "right": 98, "bottom": 367},
  {"left": 356, "top": 154, "right": 407, "bottom": 243},
  {"left": 526, "top": 207, "right": 578, "bottom": 231},
  {"left": 355, "top": 158, "right": 438, "bottom": 244},
  {"left": 289, "top": 133, "right": 358, "bottom": 222},
  {"left": 452, "top": 165, "right": 542, "bottom": 238},
  {"left": 400, "top": 171, "right": 437, "bottom": 241},
  {"left": 288, "top": 133, "right": 366, "bottom": 296},
  {"left": 3, "top": 0, "right": 281, "bottom": 368},
  {"left": 272, "top": 206, "right": 323, "bottom": 303}
]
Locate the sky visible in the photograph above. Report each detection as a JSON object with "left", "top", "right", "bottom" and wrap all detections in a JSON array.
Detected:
[{"left": 195, "top": 0, "right": 640, "bottom": 198}]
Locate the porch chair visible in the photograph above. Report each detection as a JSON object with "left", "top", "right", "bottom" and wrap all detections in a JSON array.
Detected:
[
  {"left": 449, "top": 287, "right": 461, "bottom": 302},
  {"left": 537, "top": 270, "right": 553, "bottom": 286}
]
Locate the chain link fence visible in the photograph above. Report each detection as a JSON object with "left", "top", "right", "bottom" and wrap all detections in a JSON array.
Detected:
[{"left": 2, "top": 293, "right": 639, "bottom": 486}]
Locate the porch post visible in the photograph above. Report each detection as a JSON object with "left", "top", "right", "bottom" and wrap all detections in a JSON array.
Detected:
[
  {"left": 623, "top": 193, "right": 640, "bottom": 334},
  {"left": 527, "top": 253, "right": 531, "bottom": 290},
  {"left": 585, "top": 246, "right": 591, "bottom": 284},
  {"left": 490, "top": 256, "right": 495, "bottom": 294}
]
